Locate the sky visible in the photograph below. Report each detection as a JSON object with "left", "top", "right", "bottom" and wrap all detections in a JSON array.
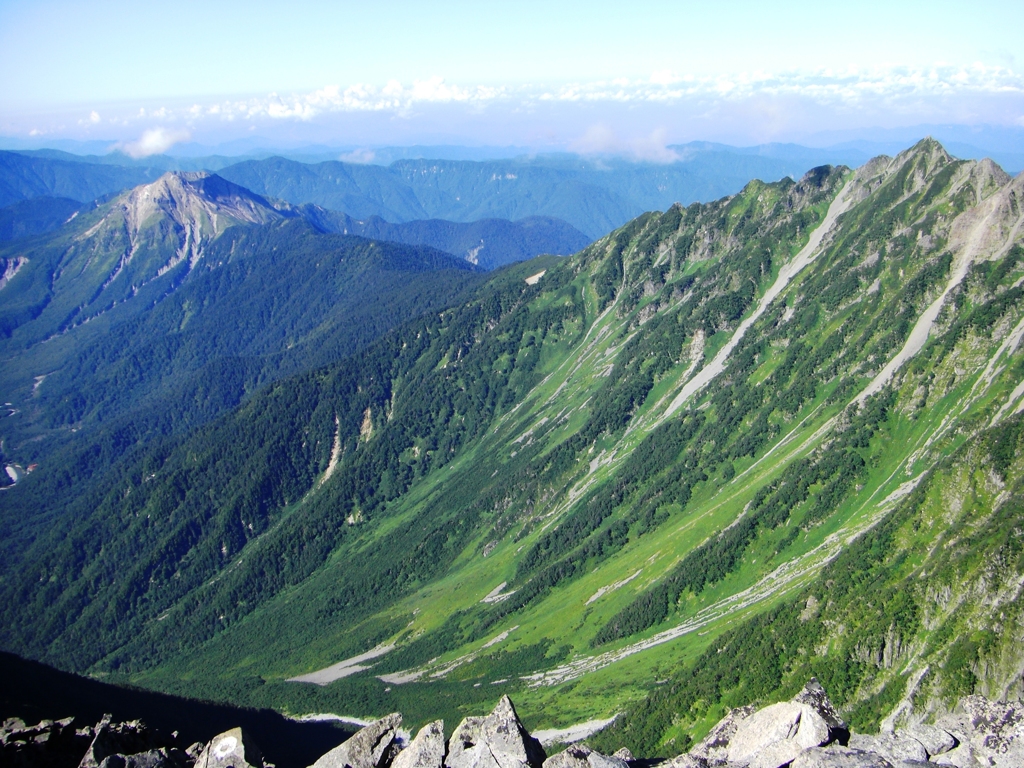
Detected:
[{"left": 2, "top": 0, "right": 1023, "bottom": 156}]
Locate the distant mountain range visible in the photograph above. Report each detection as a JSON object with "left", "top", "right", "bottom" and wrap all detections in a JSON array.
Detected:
[
  {"left": 0, "top": 156, "right": 591, "bottom": 270},
  {"left": 0, "top": 143, "right": 937, "bottom": 240}
]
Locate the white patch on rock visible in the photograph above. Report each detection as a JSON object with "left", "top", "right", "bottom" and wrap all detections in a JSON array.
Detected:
[{"left": 525, "top": 270, "right": 546, "bottom": 285}]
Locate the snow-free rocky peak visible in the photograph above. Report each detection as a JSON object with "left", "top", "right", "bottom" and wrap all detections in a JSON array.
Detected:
[{"left": 118, "top": 171, "right": 292, "bottom": 240}]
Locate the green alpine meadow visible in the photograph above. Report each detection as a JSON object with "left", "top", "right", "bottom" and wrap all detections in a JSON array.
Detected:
[{"left": 2, "top": 137, "right": 1024, "bottom": 754}]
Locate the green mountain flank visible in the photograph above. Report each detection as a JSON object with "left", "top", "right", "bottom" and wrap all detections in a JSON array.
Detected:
[
  {"left": 0, "top": 171, "right": 485, "bottom": 475},
  {"left": 2, "top": 139, "right": 1023, "bottom": 753}
]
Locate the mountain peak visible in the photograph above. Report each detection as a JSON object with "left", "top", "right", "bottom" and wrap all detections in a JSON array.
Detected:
[{"left": 118, "top": 171, "right": 291, "bottom": 238}]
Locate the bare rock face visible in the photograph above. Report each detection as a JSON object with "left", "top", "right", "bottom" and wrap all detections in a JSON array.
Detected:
[
  {"left": 541, "top": 744, "right": 627, "bottom": 768},
  {"left": 445, "top": 696, "right": 546, "bottom": 768},
  {"left": 311, "top": 714, "right": 403, "bottom": 768},
  {"left": 677, "top": 680, "right": 845, "bottom": 768},
  {"left": 789, "top": 745, "right": 895, "bottom": 767},
  {"left": 392, "top": 721, "right": 445, "bottom": 768},
  {"left": 724, "top": 700, "right": 831, "bottom": 767},
  {"left": 444, "top": 717, "right": 486, "bottom": 768},
  {"left": 194, "top": 727, "right": 264, "bottom": 768}
]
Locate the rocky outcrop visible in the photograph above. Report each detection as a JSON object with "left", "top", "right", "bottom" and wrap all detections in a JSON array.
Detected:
[
  {"left": 6, "top": 688, "right": 1024, "bottom": 768},
  {"left": 0, "top": 715, "right": 191, "bottom": 768},
  {"left": 661, "top": 680, "right": 1023, "bottom": 767},
  {"left": 445, "top": 696, "right": 546, "bottom": 768},
  {"left": 688, "top": 705, "right": 755, "bottom": 764},
  {"left": 789, "top": 745, "right": 895, "bottom": 767},
  {"left": 847, "top": 732, "right": 928, "bottom": 765},
  {"left": 311, "top": 714, "right": 403, "bottom": 768},
  {"left": 542, "top": 743, "right": 627, "bottom": 768},
  {"left": 1, "top": 716, "right": 92, "bottom": 767}
]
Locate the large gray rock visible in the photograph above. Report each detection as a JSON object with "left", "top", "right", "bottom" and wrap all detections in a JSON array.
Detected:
[
  {"left": 195, "top": 727, "right": 264, "bottom": 768},
  {"left": 847, "top": 733, "right": 927, "bottom": 765},
  {"left": 725, "top": 700, "right": 832, "bottom": 767},
  {"left": 688, "top": 705, "right": 755, "bottom": 764},
  {"left": 542, "top": 744, "right": 627, "bottom": 768},
  {"left": 715, "top": 679, "right": 846, "bottom": 768},
  {"left": 898, "top": 725, "right": 956, "bottom": 757},
  {"left": 312, "top": 714, "right": 403, "bottom": 768},
  {"left": 789, "top": 745, "right": 895, "bottom": 767},
  {"left": 445, "top": 696, "right": 546, "bottom": 768},
  {"left": 794, "top": 679, "right": 848, "bottom": 744},
  {"left": 392, "top": 721, "right": 445, "bottom": 768}
]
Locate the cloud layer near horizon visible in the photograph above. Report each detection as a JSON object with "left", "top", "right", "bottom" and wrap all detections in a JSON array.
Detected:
[
  {"left": 8, "top": 65, "right": 1024, "bottom": 150},
  {"left": 174, "top": 65, "right": 1024, "bottom": 121}
]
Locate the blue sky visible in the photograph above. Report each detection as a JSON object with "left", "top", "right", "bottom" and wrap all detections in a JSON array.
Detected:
[{"left": 2, "top": 0, "right": 1022, "bottom": 154}]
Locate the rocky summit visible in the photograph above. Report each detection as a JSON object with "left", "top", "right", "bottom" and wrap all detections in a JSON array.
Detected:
[{"left": 5, "top": 687, "right": 1022, "bottom": 768}]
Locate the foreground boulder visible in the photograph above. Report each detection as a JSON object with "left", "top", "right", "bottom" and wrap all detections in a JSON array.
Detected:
[
  {"left": 311, "top": 714, "right": 403, "bottom": 768},
  {"left": 542, "top": 743, "right": 628, "bottom": 768},
  {"left": 392, "top": 721, "right": 445, "bottom": 768},
  {"left": 195, "top": 727, "right": 264, "bottom": 768},
  {"left": 675, "top": 680, "right": 849, "bottom": 768},
  {"left": 445, "top": 696, "right": 546, "bottom": 768}
]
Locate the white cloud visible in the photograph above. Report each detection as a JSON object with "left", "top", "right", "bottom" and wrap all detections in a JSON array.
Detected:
[
  {"left": 571, "top": 125, "right": 680, "bottom": 163},
  {"left": 89, "top": 110, "right": 100, "bottom": 124},
  {"left": 538, "top": 64, "right": 1024, "bottom": 107},
  {"left": 120, "top": 127, "right": 191, "bottom": 158},
  {"left": 21, "top": 64, "right": 1022, "bottom": 146},
  {"left": 339, "top": 148, "right": 376, "bottom": 164}
]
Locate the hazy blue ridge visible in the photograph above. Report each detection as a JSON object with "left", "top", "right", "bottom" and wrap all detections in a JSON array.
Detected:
[{"left": 0, "top": 150, "right": 161, "bottom": 208}]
